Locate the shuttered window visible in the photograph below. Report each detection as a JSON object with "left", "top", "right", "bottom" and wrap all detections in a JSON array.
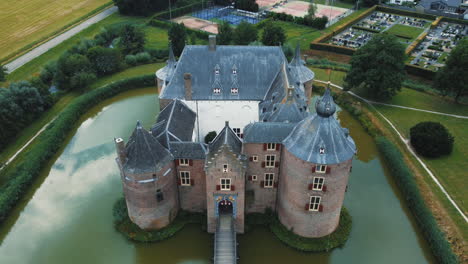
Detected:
[
  {"left": 309, "top": 196, "right": 321, "bottom": 211},
  {"left": 316, "top": 164, "right": 327, "bottom": 173},
  {"left": 180, "top": 171, "right": 191, "bottom": 186},
  {"left": 265, "top": 155, "right": 275, "bottom": 168},
  {"left": 264, "top": 173, "right": 274, "bottom": 188},
  {"left": 220, "top": 178, "right": 231, "bottom": 191},
  {"left": 313, "top": 177, "right": 324, "bottom": 191}
]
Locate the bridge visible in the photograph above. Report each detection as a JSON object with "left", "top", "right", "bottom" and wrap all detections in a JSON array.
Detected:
[{"left": 213, "top": 214, "right": 237, "bottom": 264}]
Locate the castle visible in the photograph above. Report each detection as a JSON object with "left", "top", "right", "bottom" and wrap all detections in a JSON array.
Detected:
[{"left": 114, "top": 36, "right": 356, "bottom": 238}]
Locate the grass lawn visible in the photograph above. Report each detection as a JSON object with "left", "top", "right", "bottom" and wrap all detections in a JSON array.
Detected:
[
  {"left": 0, "top": 63, "right": 163, "bottom": 171},
  {"left": 374, "top": 105, "right": 468, "bottom": 217},
  {"left": 309, "top": 67, "right": 346, "bottom": 86},
  {"left": 144, "top": 26, "right": 169, "bottom": 50},
  {"left": 385, "top": 24, "right": 425, "bottom": 41},
  {"left": 0, "top": 0, "right": 111, "bottom": 62}
]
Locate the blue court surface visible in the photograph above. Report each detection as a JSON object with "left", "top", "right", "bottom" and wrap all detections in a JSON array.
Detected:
[{"left": 192, "top": 6, "right": 261, "bottom": 25}]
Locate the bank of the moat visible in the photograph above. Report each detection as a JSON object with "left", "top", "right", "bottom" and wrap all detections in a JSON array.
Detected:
[{"left": 0, "top": 89, "right": 435, "bottom": 264}]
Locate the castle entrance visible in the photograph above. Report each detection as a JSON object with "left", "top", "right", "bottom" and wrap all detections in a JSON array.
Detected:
[{"left": 218, "top": 199, "right": 233, "bottom": 215}]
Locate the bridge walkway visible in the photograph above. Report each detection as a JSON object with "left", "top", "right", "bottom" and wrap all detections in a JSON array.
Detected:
[{"left": 213, "top": 213, "right": 237, "bottom": 264}]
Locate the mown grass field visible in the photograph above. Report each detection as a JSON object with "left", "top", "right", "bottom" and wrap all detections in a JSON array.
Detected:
[
  {"left": 385, "top": 24, "right": 425, "bottom": 41},
  {"left": 0, "top": 0, "right": 111, "bottom": 62}
]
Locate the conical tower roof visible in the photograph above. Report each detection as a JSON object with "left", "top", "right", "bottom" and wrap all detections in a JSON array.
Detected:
[
  {"left": 156, "top": 45, "right": 177, "bottom": 82},
  {"left": 289, "top": 43, "right": 314, "bottom": 84},
  {"left": 283, "top": 89, "right": 356, "bottom": 164},
  {"left": 124, "top": 121, "right": 173, "bottom": 174}
]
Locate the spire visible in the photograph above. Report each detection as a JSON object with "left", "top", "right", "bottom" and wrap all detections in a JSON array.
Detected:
[
  {"left": 315, "top": 88, "right": 336, "bottom": 117},
  {"left": 290, "top": 42, "right": 303, "bottom": 66},
  {"left": 168, "top": 44, "right": 176, "bottom": 63}
]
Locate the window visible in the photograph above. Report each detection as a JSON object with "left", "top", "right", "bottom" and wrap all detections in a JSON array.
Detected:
[
  {"left": 265, "top": 155, "right": 276, "bottom": 168},
  {"left": 179, "top": 159, "right": 189, "bottom": 166},
  {"left": 267, "top": 143, "right": 276, "bottom": 150},
  {"left": 156, "top": 189, "right": 164, "bottom": 202},
  {"left": 319, "top": 147, "right": 325, "bottom": 154},
  {"left": 309, "top": 196, "right": 321, "bottom": 211},
  {"left": 213, "top": 88, "right": 221, "bottom": 94},
  {"left": 220, "top": 178, "right": 231, "bottom": 190},
  {"left": 252, "top": 175, "right": 258, "bottom": 181},
  {"left": 231, "top": 88, "right": 238, "bottom": 94},
  {"left": 233, "top": 128, "right": 241, "bottom": 138},
  {"left": 264, "top": 173, "right": 274, "bottom": 188},
  {"left": 252, "top": 155, "right": 258, "bottom": 162},
  {"left": 232, "top": 69, "right": 237, "bottom": 74},
  {"left": 316, "top": 165, "right": 327, "bottom": 173},
  {"left": 223, "top": 164, "right": 228, "bottom": 173},
  {"left": 180, "top": 171, "right": 191, "bottom": 186},
  {"left": 215, "top": 69, "right": 220, "bottom": 75},
  {"left": 313, "top": 177, "right": 324, "bottom": 191}
]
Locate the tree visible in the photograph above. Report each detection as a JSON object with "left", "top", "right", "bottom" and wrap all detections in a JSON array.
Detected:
[
  {"left": 55, "top": 53, "right": 97, "bottom": 91},
  {"left": 305, "top": 1, "right": 317, "bottom": 18},
  {"left": 344, "top": 34, "right": 406, "bottom": 100},
  {"left": 434, "top": 38, "right": 468, "bottom": 103},
  {"left": 87, "top": 46, "right": 122, "bottom": 76},
  {"left": 217, "top": 21, "right": 233, "bottom": 45},
  {"left": 205, "top": 131, "right": 217, "bottom": 144},
  {"left": 261, "top": 21, "right": 286, "bottom": 46},
  {"left": 233, "top": 21, "right": 258, "bottom": 45},
  {"left": 410, "top": 122, "right": 454, "bottom": 158},
  {"left": 113, "top": 0, "right": 170, "bottom": 16},
  {"left": 119, "top": 24, "right": 145, "bottom": 55},
  {"left": 0, "top": 65, "right": 6, "bottom": 82},
  {"left": 235, "top": 0, "right": 259, "bottom": 12},
  {"left": 168, "top": 23, "right": 187, "bottom": 57}
]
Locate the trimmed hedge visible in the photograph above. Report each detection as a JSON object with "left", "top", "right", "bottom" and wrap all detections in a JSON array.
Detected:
[
  {"left": 309, "top": 43, "right": 356, "bottom": 56},
  {"left": 113, "top": 197, "right": 205, "bottom": 242},
  {"left": 405, "top": 64, "right": 435, "bottom": 79},
  {"left": 375, "top": 137, "right": 458, "bottom": 264},
  {"left": 440, "top": 16, "right": 468, "bottom": 25},
  {"left": 375, "top": 5, "right": 437, "bottom": 20},
  {"left": 351, "top": 25, "right": 381, "bottom": 33},
  {"left": 0, "top": 74, "right": 155, "bottom": 225},
  {"left": 406, "top": 31, "right": 427, "bottom": 54}
]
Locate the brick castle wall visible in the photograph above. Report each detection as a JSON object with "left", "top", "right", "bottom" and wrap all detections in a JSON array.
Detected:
[{"left": 176, "top": 159, "right": 207, "bottom": 212}]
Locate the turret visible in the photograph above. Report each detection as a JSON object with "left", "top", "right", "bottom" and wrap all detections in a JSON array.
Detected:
[
  {"left": 156, "top": 45, "right": 177, "bottom": 93},
  {"left": 289, "top": 43, "right": 315, "bottom": 103}
]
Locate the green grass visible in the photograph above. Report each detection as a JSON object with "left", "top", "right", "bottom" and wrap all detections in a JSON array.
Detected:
[
  {"left": 309, "top": 67, "right": 347, "bottom": 85},
  {"left": 385, "top": 24, "right": 425, "bottom": 41},
  {"left": 375, "top": 105, "right": 468, "bottom": 216},
  {"left": 0, "top": 0, "right": 111, "bottom": 62},
  {"left": 144, "top": 26, "right": 169, "bottom": 50}
]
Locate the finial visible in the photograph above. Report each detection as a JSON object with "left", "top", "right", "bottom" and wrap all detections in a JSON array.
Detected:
[
  {"left": 136, "top": 120, "right": 142, "bottom": 129},
  {"left": 225, "top": 121, "right": 229, "bottom": 127}
]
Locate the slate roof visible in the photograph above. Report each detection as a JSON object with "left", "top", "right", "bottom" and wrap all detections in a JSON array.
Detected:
[
  {"left": 283, "top": 89, "right": 356, "bottom": 165},
  {"left": 288, "top": 44, "right": 315, "bottom": 84},
  {"left": 156, "top": 46, "right": 177, "bottom": 81},
  {"left": 169, "top": 142, "right": 207, "bottom": 159},
  {"left": 243, "top": 122, "right": 296, "bottom": 143},
  {"left": 151, "top": 100, "right": 196, "bottom": 148},
  {"left": 124, "top": 121, "right": 173, "bottom": 174},
  {"left": 209, "top": 122, "right": 243, "bottom": 155},
  {"left": 159, "top": 45, "right": 286, "bottom": 100}
]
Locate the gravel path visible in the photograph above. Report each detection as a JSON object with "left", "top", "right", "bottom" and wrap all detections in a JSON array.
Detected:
[{"left": 5, "top": 6, "right": 118, "bottom": 74}]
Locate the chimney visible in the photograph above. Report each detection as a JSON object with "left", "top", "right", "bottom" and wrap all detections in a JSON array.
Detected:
[
  {"left": 287, "top": 85, "right": 294, "bottom": 100},
  {"left": 208, "top": 35, "right": 216, "bottom": 51},
  {"left": 184, "top": 73, "right": 192, "bottom": 100},
  {"left": 115, "top": 138, "right": 126, "bottom": 163}
]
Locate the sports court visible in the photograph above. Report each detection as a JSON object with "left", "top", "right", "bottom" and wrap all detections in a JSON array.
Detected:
[
  {"left": 173, "top": 16, "right": 219, "bottom": 34},
  {"left": 192, "top": 5, "right": 262, "bottom": 25},
  {"left": 270, "top": 1, "right": 348, "bottom": 20}
]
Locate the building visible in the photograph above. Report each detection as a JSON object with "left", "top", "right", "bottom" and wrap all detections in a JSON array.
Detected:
[{"left": 115, "top": 37, "right": 356, "bottom": 237}]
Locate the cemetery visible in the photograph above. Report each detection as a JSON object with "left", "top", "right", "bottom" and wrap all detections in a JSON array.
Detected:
[{"left": 410, "top": 22, "right": 467, "bottom": 70}]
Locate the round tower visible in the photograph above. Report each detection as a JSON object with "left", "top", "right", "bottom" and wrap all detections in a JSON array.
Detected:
[
  {"left": 278, "top": 89, "right": 356, "bottom": 238},
  {"left": 289, "top": 43, "right": 315, "bottom": 104},
  {"left": 155, "top": 46, "right": 177, "bottom": 94},
  {"left": 115, "top": 121, "right": 178, "bottom": 230}
]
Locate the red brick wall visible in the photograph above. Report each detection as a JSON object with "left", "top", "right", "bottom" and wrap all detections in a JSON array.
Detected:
[
  {"left": 243, "top": 143, "right": 281, "bottom": 213},
  {"left": 176, "top": 159, "right": 207, "bottom": 212},
  {"left": 277, "top": 147, "right": 352, "bottom": 238}
]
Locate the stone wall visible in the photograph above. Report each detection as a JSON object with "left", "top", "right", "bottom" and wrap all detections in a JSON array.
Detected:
[
  {"left": 277, "top": 147, "right": 352, "bottom": 238},
  {"left": 176, "top": 159, "right": 207, "bottom": 212},
  {"left": 121, "top": 162, "right": 179, "bottom": 230},
  {"left": 243, "top": 143, "right": 281, "bottom": 213}
]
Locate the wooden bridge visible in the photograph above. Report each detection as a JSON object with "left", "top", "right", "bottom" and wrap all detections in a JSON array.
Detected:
[{"left": 214, "top": 214, "right": 237, "bottom": 264}]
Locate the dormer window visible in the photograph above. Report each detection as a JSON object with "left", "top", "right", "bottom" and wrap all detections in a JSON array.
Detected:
[
  {"left": 215, "top": 69, "right": 220, "bottom": 75},
  {"left": 213, "top": 88, "right": 221, "bottom": 94},
  {"left": 232, "top": 69, "right": 237, "bottom": 74},
  {"left": 319, "top": 147, "right": 325, "bottom": 154},
  {"left": 231, "top": 88, "right": 238, "bottom": 94}
]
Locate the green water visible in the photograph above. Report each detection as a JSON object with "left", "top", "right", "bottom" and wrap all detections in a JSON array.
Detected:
[{"left": 0, "top": 89, "right": 434, "bottom": 264}]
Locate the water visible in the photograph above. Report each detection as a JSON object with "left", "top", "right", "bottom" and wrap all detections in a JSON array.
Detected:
[{"left": 0, "top": 89, "right": 434, "bottom": 264}]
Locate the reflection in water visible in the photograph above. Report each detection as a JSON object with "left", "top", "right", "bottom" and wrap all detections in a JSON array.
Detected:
[{"left": 0, "top": 90, "right": 433, "bottom": 264}]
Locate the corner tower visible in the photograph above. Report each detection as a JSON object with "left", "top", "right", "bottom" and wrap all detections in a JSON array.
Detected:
[
  {"left": 278, "top": 89, "right": 356, "bottom": 238},
  {"left": 289, "top": 43, "right": 314, "bottom": 104},
  {"left": 115, "top": 121, "right": 178, "bottom": 230}
]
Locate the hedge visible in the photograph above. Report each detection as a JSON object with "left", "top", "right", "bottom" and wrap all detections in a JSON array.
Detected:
[
  {"left": 440, "top": 16, "right": 468, "bottom": 25},
  {"left": 113, "top": 197, "right": 205, "bottom": 242},
  {"left": 153, "top": 1, "right": 205, "bottom": 20},
  {"left": 0, "top": 74, "right": 155, "bottom": 225},
  {"left": 375, "top": 137, "right": 458, "bottom": 264},
  {"left": 405, "top": 64, "right": 435, "bottom": 79},
  {"left": 309, "top": 43, "right": 356, "bottom": 56},
  {"left": 406, "top": 31, "right": 427, "bottom": 54},
  {"left": 351, "top": 25, "right": 381, "bottom": 33},
  {"left": 375, "top": 5, "right": 437, "bottom": 20}
]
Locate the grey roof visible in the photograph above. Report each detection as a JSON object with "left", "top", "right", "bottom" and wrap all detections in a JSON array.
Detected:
[
  {"left": 160, "top": 45, "right": 286, "bottom": 100},
  {"left": 169, "top": 142, "right": 207, "bottom": 159},
  {"left": 124, "top": 121, "right": 173, "bottom": 174},
  {"left": 156, "top": 46, "right": 177, "bottom": 81},
  {"left": 243, "top": 122, "right": 296, "bottom": 143},
  {"left": 283, "top": 89, "right": 356, "bottom": 164},
  {"left": 209, "top": 122, "right": 243, "bottom": 154},
  {"left": 151, "top": 100, "right": 196, "bottom": 148},
  {"left": 288, "top": 44, "right": 314, "bottom": 84}
]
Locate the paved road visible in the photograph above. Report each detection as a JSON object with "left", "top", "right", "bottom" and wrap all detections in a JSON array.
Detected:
[
  {"left": 5, "top": 6, "right": 118, "bottom": 74},
  {"left": 315, "top": 79, "right": 468, "bottom": 223}
]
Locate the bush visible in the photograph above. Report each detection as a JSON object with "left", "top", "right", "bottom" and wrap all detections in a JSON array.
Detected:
[
  {"left": 0, "top": 65, "right": 6, "bottom": 82},
  {"left": 375, "top": 137, "right": 458, "bottom": 264},
  {"left": 205, "top": 131, "right": 217, "bottom": 144},
  {"left": 261, "top": 21, "right": 286, "bottom": 46},
  {"left": 135, "top": 52, "right": 152, "bottom": 64},
  {"left": 87, "top": 46, "right": 122, "bottom": 76},
  {"left": 233, "top": 21, "right": 258, "bottom": 45},
  {"left": 119, "top": 24, "right": 146, "bottom": 55},
  {"left": 125, "top": 54, "right": 137, "bottom": 66},
  {"left": 54, "top": 53, "right": 97, "bottom": 91},
  {"left": 0, "top": 75, "right": 155, "bottom": 225},
  {"left": 410, "top": 122, "right": 454, "bottom": 158}
]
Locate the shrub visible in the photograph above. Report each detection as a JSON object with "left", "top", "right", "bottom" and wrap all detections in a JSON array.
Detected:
[
  {"left": 135, "top": 52, "right": 152, "bottom": 64},
  {"left": 87, "top": 46, "right": 122, "bottom": 76},
  {"left": 0, "top": 65, "right": 6, "bottom": 82},
  {"left": 125, "top": 54, "right": 137, "bottom": 66},
  {"left": 410, "top": 122, "right": 454, "bottom": 158},
  {"left": 119, "top": 24, "right": 145, "bottom": 55},
  {"left": 54, "top": 53, "right": 97, "bottom": 91},
  {"left": 233, "top": 21, "right": 258, "bottom": 45},
  {"left": 375, "top": 137, "right": 458, "bottom": 263},
  {"left": 205, "top": 131, "right": 217, "bottom": 144},
  {"left": 168, "top": 23, "right": 187, "bottom": 57},
  {"left": 39, "top": 61, "right": 57, "bottom": 85},
  {"left": 261, "top": 21, "right": 286, "bottom": 46}
]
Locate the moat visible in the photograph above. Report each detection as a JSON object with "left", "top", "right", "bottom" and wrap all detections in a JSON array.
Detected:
[{"left": 0, "top": 88, "right": 435, "bottom": 264}]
